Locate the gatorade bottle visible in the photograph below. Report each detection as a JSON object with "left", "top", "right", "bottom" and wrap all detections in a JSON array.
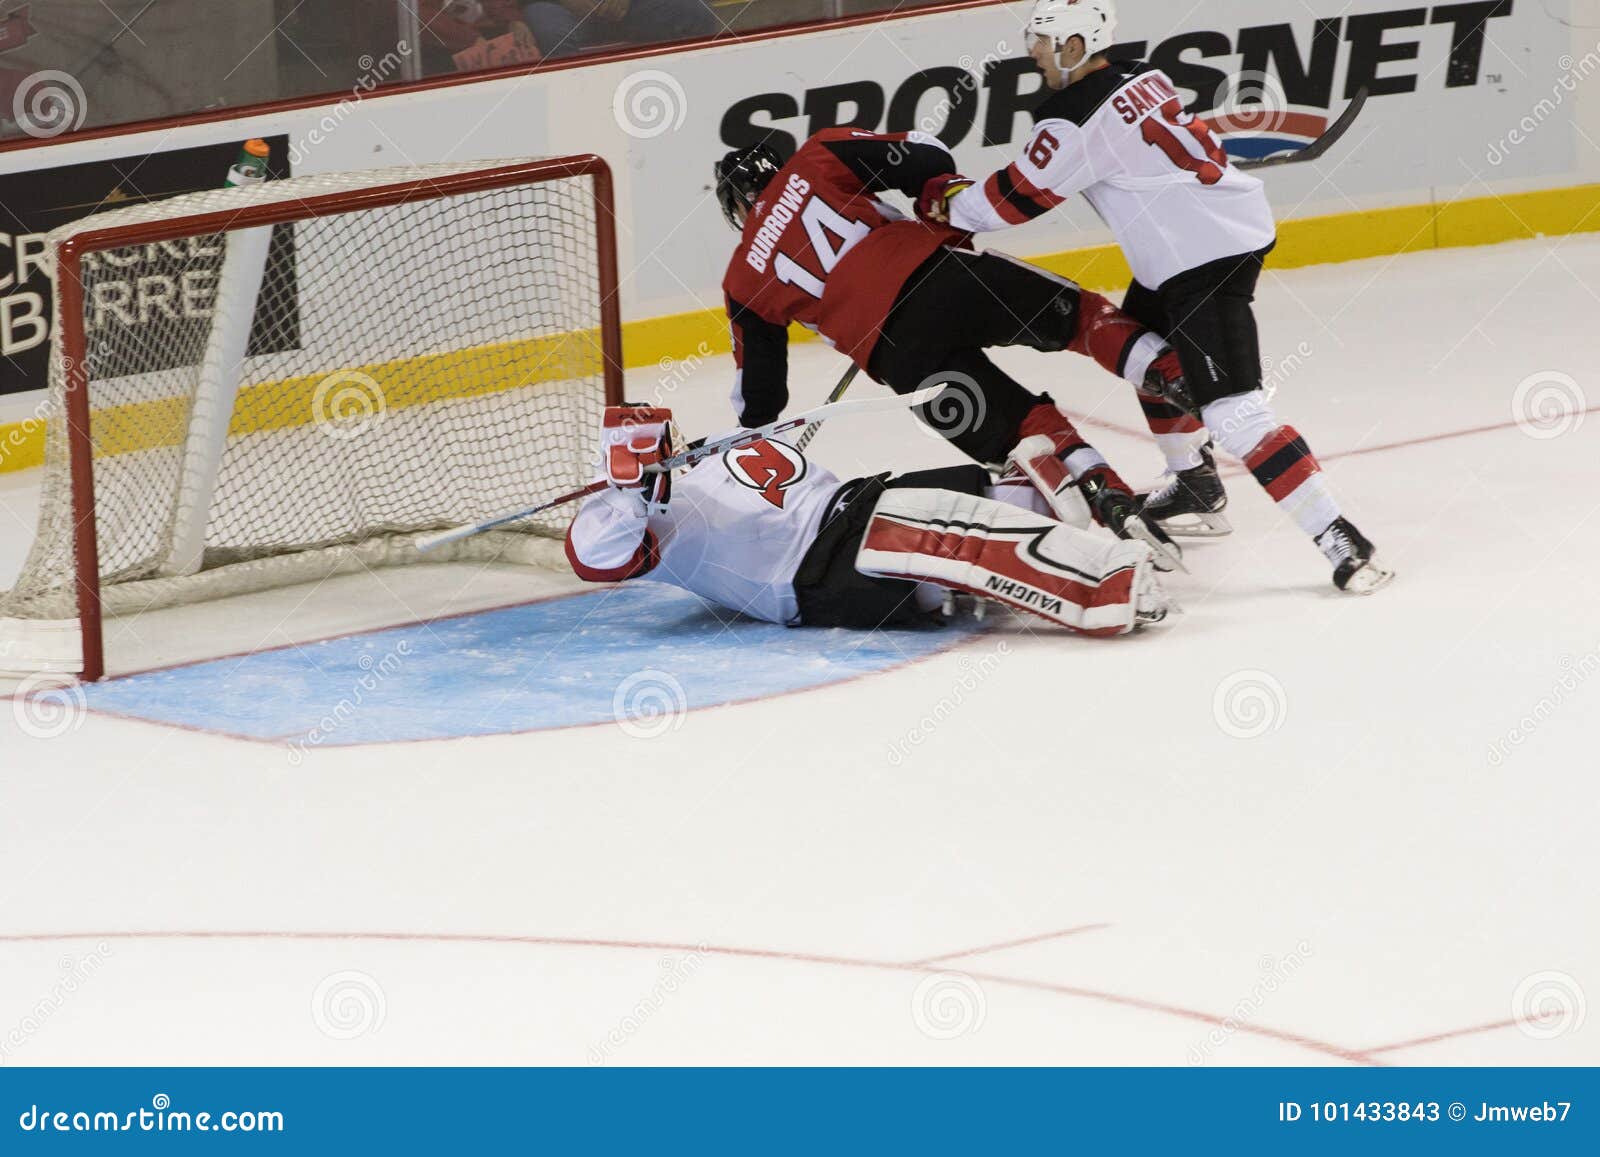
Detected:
[{"left": 227, "top": 139, "right": 271, "bottom": 189}]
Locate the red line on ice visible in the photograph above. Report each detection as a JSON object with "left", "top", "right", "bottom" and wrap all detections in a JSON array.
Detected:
[
  {"left": 909, "top": 922, "right": 1112, "bottom": 965},
  {"left": 1062, "top": 404, "right": 1600, "bottom": 475},
  {"left": 4, "top": 927, "right": 1375, "bottom": 1065},
  {"left": 1360, "top": 1014, "right": 1562, "bottom": 1056}
]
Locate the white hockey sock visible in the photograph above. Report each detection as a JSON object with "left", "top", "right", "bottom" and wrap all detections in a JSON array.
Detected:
[
  {"left": 1201, "top": 391, "right": 1278, "bottom": 459},
  {"left": 1121, "top": 331, "right": 1166, "bottom": 388},
  {"left": 1204, "top": 393, "right": 1342, "bottom": 541}
]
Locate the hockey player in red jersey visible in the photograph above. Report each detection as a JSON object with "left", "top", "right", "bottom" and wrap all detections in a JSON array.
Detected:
[
  {"left": 565, "top": 405, "right": 1172, "bottom": 635},
  {"left": 713, "top": 130, "right": 1188, "bottom": 571},
  {"left": 919, "top": 0, "right": 1393, "bottom": 594}
]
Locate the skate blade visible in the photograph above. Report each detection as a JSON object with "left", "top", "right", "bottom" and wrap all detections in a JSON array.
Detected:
[
  {"left": 1340, "top": 560, "right": 1396, "bottom": 596},
  {"left": 1134, "top": 606, "right": 1169, "bottom": 628},
  {"left": 1132, "top": 566, "right": 1181, "bottom": 628},
  {"left": 1126, "top": 521, "right": 1189, "bottom": 574},
  {"left": 1158, "top": 511, "right": 1233, "bottom": 539},
  {"left": 1134, "top": 597, "right": 1184, "bottom": 627}
]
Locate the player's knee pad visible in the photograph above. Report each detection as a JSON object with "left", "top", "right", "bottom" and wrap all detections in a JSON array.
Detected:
[
  {"left": 1028, "top": 286, "right": 1080, "bottom": 352},
  {"left": 1202, "top": 390, "right": 1279, "bottom": 460},
  {"left": 854, "top": 488, "right": 1151, "bottom": 635}
]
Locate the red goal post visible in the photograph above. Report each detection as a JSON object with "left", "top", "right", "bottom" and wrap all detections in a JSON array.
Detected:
[{"left": 2, "top": 155, "right": 623, "bottom": 682}]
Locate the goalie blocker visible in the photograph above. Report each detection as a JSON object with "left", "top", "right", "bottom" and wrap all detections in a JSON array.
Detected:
[{"left": 566, "top": 406, "right": 1170, "bottom": 634}]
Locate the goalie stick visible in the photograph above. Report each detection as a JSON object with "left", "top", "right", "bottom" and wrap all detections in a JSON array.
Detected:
[
  {"left": 1234, "top": 87, "right": 1369, "bottom": 171},
  {"left": 414, "top": 383, "right": 944, "bottom": 553}
]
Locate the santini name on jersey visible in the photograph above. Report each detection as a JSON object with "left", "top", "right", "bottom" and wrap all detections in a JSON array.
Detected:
[{"left": 1110, "top": 72, "right": 1181, "bottom": 125}]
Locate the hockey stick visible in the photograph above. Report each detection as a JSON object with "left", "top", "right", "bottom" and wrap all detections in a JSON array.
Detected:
[
  {"left": 1234, "top": 87, "right": 1369, "bottom": 171},
  {"left": 793, "top": 364, "right": 861, "bottom": 453},
  {"left": 414, "top": 383, "right": 943, "bottom": 553}
]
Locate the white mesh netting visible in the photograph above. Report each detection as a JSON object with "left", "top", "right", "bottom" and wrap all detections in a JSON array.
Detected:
[{"left": 1, "top": 160, "right": 612, "bottom": 631}]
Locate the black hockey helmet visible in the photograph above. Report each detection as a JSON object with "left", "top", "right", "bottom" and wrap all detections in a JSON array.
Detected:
[{"left": 714, "top": 143, "right": 782, "bottom": 231}]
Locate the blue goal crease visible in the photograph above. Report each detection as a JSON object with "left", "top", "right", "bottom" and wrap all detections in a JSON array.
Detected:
[{"left": 81, "top": 584, "right": 982, "bottom": 747}]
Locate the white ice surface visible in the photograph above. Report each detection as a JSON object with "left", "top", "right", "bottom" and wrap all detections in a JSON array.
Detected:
[{"left": 1, "top": 237, "right": 1597, "bottom": 1066}]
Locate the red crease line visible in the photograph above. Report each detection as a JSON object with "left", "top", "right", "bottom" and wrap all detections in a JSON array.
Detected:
[{"left": 909, "top": 922, "right": 1112, "bottom": 966}]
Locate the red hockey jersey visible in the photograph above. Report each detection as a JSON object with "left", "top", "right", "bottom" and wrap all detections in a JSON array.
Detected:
[{"left": 721, "top": 128, "right": 967, "bottom": 427}]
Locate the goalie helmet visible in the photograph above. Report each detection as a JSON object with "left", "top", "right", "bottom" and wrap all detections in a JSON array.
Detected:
[
  {"left": 714, "top": 143, "right": 783, "bottom": 231},
  {"left": 1028, "top": 0, "right": 1117, "bottom": 57}
]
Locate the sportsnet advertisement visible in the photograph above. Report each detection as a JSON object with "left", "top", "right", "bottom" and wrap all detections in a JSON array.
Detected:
[
  {"left": 0, "top": 0, "right": 1591, "bottom": 413},
  {"left": 629, "top": 0, "right": 1574, "bottom": 307}
]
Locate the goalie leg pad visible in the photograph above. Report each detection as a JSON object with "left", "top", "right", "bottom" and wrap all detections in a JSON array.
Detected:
[{"left": 855, "top": 489, "right": 1153, "bottom": 636}]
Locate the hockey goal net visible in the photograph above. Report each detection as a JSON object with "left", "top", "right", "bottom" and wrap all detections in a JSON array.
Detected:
[{"left": 0, "top": 155, "right": 622, "bottom": 681}]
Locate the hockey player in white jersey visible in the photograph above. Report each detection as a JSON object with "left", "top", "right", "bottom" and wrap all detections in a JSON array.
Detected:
[
  {"left": 919, "top": 0, "right": 1393, "bottom": 594},
  {"left": 565, "top": 405, "right": 1171, "bottom": 635}
]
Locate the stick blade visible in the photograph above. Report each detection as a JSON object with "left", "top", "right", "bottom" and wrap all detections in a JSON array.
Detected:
[{"left": 1235, "top": 87, "right": 1368, "bottom": 171}]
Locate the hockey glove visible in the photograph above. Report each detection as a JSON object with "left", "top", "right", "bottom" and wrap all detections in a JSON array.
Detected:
[
  {"left": 602, "top": 404, "right": 674, "bottom": 515},
  {"left": 917, "top": 174, "right": 975, "bottom": 225}
]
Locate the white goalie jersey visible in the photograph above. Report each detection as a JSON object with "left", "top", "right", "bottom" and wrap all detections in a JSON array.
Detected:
[
  {"left": 565, "top": 438, "right": 840, "bottom": 625},
  {"left": 947, "top": 60, "right": 1276, "bottom": 289}
]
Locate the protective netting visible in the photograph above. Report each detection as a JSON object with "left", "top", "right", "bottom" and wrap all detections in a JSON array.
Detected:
[{"left": 1, "top": 160, "right": 611, "bottom": 628}]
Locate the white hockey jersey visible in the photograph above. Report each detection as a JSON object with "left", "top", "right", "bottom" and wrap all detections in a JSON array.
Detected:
[
  {"left": 948, "top": 61, "right": 1276, "bottom": 290},
  {"left": 564, "top": 438, "right": 841, "bottom": 625}
]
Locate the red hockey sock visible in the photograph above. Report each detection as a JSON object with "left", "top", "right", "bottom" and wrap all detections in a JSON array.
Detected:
[
  {"left": 1016, "top": 402, "right": 1129, "bottom": 490},
  {"left": 1243, "top": 426, "right": 1342, "bottom": 538},
  {"left": 1068, "top": 291, "right": 1149, "bottom": 381},
  {"left": 1137, "top": 350, "right": 1208, "bottom": 471}
]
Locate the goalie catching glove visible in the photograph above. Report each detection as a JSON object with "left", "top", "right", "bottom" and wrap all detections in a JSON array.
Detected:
[{"left": 602, "top": 404, "right": 674, "bottom": 514}]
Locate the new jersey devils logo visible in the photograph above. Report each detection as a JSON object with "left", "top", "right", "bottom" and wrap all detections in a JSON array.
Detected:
[{"left": 723, "top": 438, "right": 807, "bottom": 508}]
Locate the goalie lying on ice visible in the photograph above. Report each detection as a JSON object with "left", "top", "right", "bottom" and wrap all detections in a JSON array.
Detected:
[{"left": 563, "top": 405, "right": 1172, "bottom": 635}]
